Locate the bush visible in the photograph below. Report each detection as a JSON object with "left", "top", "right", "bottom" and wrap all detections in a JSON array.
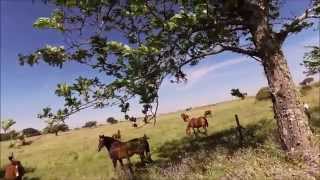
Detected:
[
  {"left": 107, "top": 117, "right": 118, "bottom": 124},
  {"left": 300, "top": 85, "right": 312, "bottom": 96},
  {"left": 82, "top": 121, "right": 97, "bottom": 128},
  {"left": 22, "top": 128, "right": 41, "bottom": 137},
  {"left": 0, "top": 130, "right": 19, "bottom": 141},
  {"left": 256, "top": 87, "right": 272, "bottom": 101}
]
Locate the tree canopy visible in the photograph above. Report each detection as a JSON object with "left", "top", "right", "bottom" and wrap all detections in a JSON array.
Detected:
[
  {"left": 19, "top": 0, "right": 320, "bottom": 125},
  {"left": 230, "top": 88, "right": 247, "bottom": 100},
  {"left": 302, "top": 46, "right": 320, "bottom": 75}
]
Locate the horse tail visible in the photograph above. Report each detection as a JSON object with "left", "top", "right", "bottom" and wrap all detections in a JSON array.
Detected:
[
  {"left": 204, "top": 117, "right": 209, "bottom": 128},
  {"left": 143, "top": 134, "right": 153, "bottom": 162},
  {"left": 142, "top": 134, "right": 150, "bottom": 153}
]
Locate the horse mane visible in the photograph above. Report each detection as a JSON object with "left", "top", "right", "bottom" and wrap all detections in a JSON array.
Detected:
[
  {"left": 181, "top": 113, "right": 190, "bottom": 122},
  {"left": 101, "top": 136, "right": 121, "bottom": 150}
]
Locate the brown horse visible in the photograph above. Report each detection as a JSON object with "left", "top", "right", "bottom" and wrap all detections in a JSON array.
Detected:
[
  {"left": 4, "top": 153, "right": 25, "bottom": 180},
  {"left": 181, "top": 113, "right": 209, "bottom": 136},
  {"left": 97, "top": 134, "right": 152, "bottom": 173},
  {"left": 111, "top": 130, "right": 121, "bottom": 140}
]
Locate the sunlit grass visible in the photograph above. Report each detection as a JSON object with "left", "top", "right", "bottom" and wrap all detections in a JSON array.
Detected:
[{"left": 1, "top": 85, "right": 319, "bottom": 180}]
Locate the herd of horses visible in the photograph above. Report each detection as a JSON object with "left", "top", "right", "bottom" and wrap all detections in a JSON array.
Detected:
[
  {"left": 4, "top": 110, "right": 212, "bottom": 179},
  {"left": 97, "top": 110, "right": 212, "bottom": 175}
]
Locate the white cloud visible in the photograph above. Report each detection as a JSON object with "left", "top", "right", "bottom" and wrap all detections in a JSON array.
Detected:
[{"left": 179, "top": 57, "right": 248, "bottom": 90}]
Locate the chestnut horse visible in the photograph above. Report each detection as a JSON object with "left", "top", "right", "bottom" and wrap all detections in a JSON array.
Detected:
[
  {"left": 4, "top": 153, "right": 25, "bottom": 180},
  {"left": 97, "top": 134, "right": 152, "bottom": 174},
  {"left": 181, "top": 113, "right": 209, "bottom": 136}
]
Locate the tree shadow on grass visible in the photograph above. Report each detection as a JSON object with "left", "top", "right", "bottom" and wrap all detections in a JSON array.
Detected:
[{"left": 151, "top": 118, "right": 274, "bottom": 167}]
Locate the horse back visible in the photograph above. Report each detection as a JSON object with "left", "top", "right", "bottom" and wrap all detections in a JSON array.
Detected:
[
  {"left": 189, "top": 117, "right": 207, "bottom": 128},
  {"left": 109, "top": 142, "right": 132, "bottom": 159},
  {"left": 4, "top": 164, "right": 17, "bottom": 180}
]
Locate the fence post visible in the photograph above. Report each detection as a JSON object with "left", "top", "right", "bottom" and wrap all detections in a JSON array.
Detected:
[{"left": 235, "top": 114, "right": 244, "bottom": 146}]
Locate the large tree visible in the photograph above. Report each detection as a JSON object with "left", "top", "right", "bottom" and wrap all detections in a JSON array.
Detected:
[{"left": 20, "top": 0, "right": 320, "bottom": 160}]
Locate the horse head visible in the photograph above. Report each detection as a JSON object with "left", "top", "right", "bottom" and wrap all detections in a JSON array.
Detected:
[
  {"left": 181, "top": 113, "right": 189, "bottom": 122},
  {"left": 143, "top": 134, "right": 149, "bottom": 140},
  {"left": 98, "top": 135, "right": 120, "bottom": 152},
  {"left": 97, "top": 135, "right": 105, "bottom": 152},
  {"left": 8, "top": 152, "right": 14, "bottom": 161}
]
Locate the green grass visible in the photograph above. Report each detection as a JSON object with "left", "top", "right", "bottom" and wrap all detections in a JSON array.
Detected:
[{"left": 1, "top": 86, "right": 319, "bottom": 180}]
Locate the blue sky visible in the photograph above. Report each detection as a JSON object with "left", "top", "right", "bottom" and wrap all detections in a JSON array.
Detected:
[{"left": 1, "top": 0, "right": 319, "bottom": 130}]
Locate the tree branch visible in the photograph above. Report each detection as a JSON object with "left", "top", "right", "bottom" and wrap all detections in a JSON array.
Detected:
[{"left": 277, "top": 4, "right": 320, "bottom": 42}]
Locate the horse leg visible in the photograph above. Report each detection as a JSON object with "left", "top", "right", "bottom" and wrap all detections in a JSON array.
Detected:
[
  {"left": 112, "top": 159, "right": 118, "bottom": 170},
  {"left": 193, "top": 128, "right": 198, "bottom": 137},
  {"left": 139, "top": 153, "right": 146, "bottom": 166},
  {"left": 127, "top": 158, "right": 134, "bottom": 174},
  {"left": 203, "top": 127, "right": 208, "bottom": 136},
  {"left": 119, "top": 159, "right": 125, "bottom": 169},
  {"left": 146, "top": 151, "right": 153, "bottom": 163}
]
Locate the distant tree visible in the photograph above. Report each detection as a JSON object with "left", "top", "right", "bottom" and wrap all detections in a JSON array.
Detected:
[
  {"left": 1, "top": 119, "right": 16, "bottom": 134},
  {"left": 106, "top": 117, "right": 118, "bottom": 124},
  {"left": 256, "top": 87, "right": 272, "bottom": 101},
  {"left": 231, "top": 89, "right": 247, "bottom": 100},
  {"left": 82, "top": 121, "right": 97, "bottom": 128},
  {"left": 43, "top": 123, "right": 69, "bottom": 136},
  {"left": 302, "top": 46, "right": 320, "bottom": 76},
  {"left": 22, "top": 128, "right": 41, "bottom": 137},
  {"left": 129, "top": 116, "right": 137, "bottom": 123},
  {"left": 38, "top": 107, "right": 68, "bottom": 136},
  {"left": 299, "top": 77, "right": 314, "bottom": 86}
]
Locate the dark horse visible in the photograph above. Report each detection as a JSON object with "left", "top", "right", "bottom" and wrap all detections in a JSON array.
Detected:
[
  {"left": 97, "top": 134, "right": 152, "bottom": 173},
  {"left": 181, "top": 112, "right": 209, "bottom": 136},
  {"left": 4, "top": 153, "right": 25, "bottom": 180}
]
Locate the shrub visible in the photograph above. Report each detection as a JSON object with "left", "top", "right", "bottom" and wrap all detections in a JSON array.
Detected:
[
  {"left": 106, "top": 117, "right": 118, "bottom": 124},
  {"left": 0, "top": 130, "right": 19, "bottom": 141},
  {"left": 299, "top": 77, "right": 314, "bottom": 86},
  {"left": 22, "top": 128, "right": 41, "bottom": 137},
  {"left": 256, "top": 87, "right": 272, "bottom": 101},
  {"left": 300, "top": 85, "right": 312, "bottom": 96},
  {"left": 82, "top": 121, "right": 97, "bottom": 128}
]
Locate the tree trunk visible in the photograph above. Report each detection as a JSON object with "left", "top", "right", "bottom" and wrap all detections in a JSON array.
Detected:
[
  {"left": 263, "top": 48, "right": 314, "bottom": 155},
  {"left": 247, "top": 5, "right": 316, "bottom": 159}
]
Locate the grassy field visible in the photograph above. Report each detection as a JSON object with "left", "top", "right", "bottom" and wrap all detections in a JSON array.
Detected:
[{"left": 1, "top": 85, "right": 319, "bottom": 180}]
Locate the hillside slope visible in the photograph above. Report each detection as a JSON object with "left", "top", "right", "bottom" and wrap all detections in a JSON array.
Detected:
[{"left": 1, "top": 85, "right": 319, "bottom": 180}]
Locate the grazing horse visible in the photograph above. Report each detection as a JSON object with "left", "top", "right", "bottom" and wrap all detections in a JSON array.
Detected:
[
  {"left": 111, "top": 130, "right": 121, "bottom": 140},
  {"left": 4, "top": 153, "right": 25, "bottom": 180},
  {"left": 181, "top": 113, "right": 209, "bottom": 136},
  {"left": 97, "top": 134, "right": 152, "bottom": 173}
]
